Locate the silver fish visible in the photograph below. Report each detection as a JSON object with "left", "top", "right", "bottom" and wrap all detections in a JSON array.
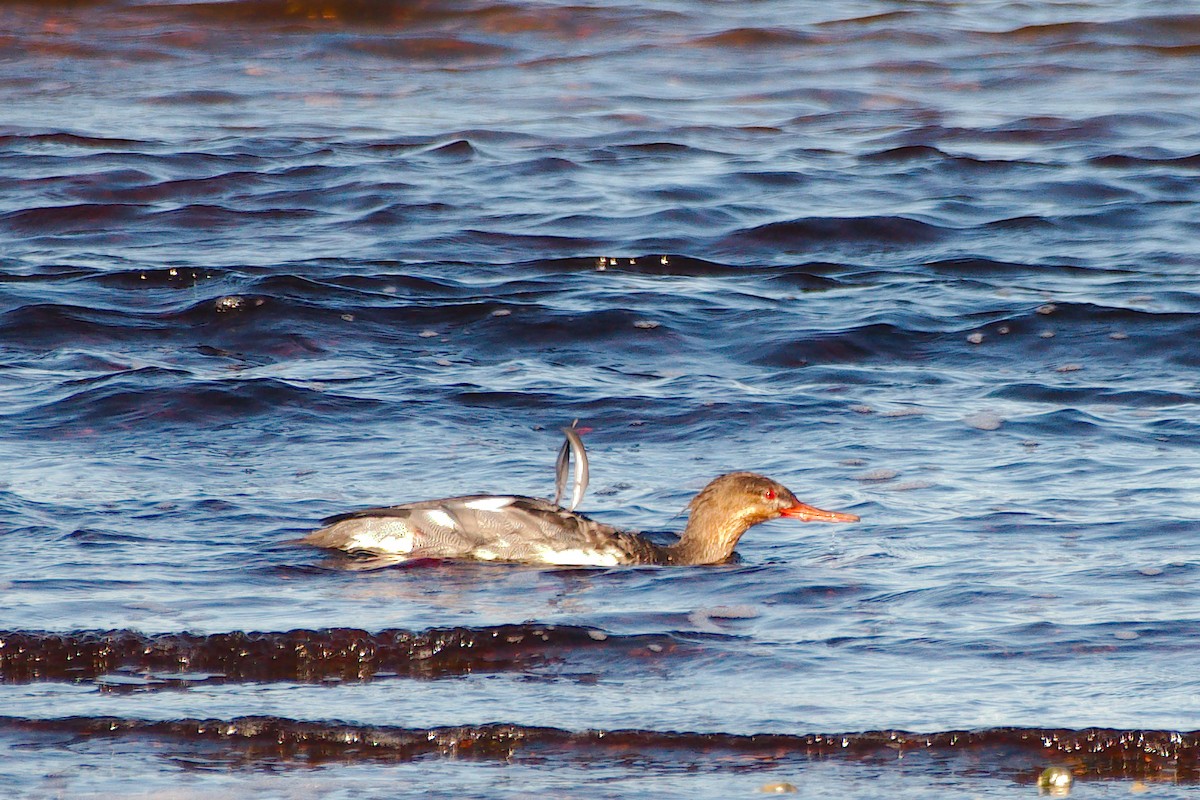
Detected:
[{"left": 553, "top": 423, "right": 589, "bottom": 511}]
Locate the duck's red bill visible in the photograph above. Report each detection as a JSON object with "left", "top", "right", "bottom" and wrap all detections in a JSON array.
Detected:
[{"left": 780, "top": 503, "right": 859, "bottom": 523}]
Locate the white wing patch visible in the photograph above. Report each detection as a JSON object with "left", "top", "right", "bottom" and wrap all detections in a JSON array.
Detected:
[
  {"left": 348, "top": 529, "right": 413, "bottom": 554},
  {"left": 424, "top": 509, "right": 457, "bottom": 529},
  {"left": 463, "top": 496, "right": 515, "bottom": 512},
  {"left": 533, "top": 545, "right": 623, "bottom": 567}
]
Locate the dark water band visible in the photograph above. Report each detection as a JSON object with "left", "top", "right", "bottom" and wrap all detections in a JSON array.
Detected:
[
  {"left": 0, "top": 715, "right": 1195, "bottom": 780},
  {"left": 0, "top": 625, "right": 680, "bottom": 682}
]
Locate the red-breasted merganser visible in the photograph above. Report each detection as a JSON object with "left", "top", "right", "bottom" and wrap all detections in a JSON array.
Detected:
[{"left": 299, "top": 429, "right": 859, "bottom": 567}]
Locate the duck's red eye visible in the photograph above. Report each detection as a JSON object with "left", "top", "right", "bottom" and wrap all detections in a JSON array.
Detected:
[{"left": 763, "top": 488, "right": 776, "bottom": 500}]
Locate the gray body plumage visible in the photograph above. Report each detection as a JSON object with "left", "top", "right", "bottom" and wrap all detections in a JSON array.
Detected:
[{"left": 301, "top": 494, "right": 665, "bottom": 566}]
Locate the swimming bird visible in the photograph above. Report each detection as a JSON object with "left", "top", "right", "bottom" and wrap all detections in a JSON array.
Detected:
[{"left": 299, "top": 428, "right": 859, "bottom": 566}]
